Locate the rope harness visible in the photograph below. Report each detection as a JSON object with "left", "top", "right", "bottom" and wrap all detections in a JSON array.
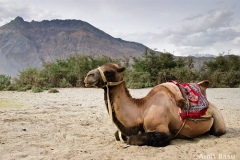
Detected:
[
  {"left": 97, "top": 67, "right": 129, "bottom": 148},
  {"left": 97, "top": 67, "right": 124, "bottom": 124},
  {"left": 173, "top": 99, "right": 189, "bottom": 138}
]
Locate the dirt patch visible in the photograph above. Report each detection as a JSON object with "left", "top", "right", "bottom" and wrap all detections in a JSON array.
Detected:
[{"left": 0, "top": 99, "right": 26, "bottom": 108}]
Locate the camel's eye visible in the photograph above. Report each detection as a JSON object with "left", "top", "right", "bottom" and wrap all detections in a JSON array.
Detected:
[{"left": 88, "top": 73, "right": 95, "bottom": 77}]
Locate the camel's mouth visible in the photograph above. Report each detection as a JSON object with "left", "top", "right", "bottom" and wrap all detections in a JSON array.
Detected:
[
  {"left": 84, "top": 83, "right": 91, "bottom": 87},
  {"left": 84, "top": 80, "right": 99, "bottom": 88},
  {"left": 84, "top": 82, "right": 94, "bottom": 88}
]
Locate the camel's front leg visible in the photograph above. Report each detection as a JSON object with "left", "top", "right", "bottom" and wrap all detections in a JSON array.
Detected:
[
  {"left": 127, "top": 131, "right": 170, "bottom": 147},
  {"left": 114, "top": 130, "right": 128, "bottom": 142},
  {"left": 128, "top": 104, "right": 171, "bottom": 147}
]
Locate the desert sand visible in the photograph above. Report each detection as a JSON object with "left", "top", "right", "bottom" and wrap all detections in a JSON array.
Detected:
[{"left": 0, "top": 88, "right": 240, "bottom": 160}]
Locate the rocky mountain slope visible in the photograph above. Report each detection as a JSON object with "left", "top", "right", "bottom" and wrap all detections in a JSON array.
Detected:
[{"left": 0, "top": 17, "right": 147, "bottom": 77}]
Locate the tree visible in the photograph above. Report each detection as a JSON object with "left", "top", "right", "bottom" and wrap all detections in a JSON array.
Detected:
[
  {"left": 0, "top": 74, "right": 11, "bottom": 90},
  {"left": 132, "top": 49, "right": 177, "bottom": 85},
  {"left": 202, "top": 54, "right": 240, "bottom": 87}
]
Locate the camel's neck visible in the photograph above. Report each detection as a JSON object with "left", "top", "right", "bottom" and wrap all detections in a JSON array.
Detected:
[{"left": 103, "top": 82, "right": 145, "bottom": 136}]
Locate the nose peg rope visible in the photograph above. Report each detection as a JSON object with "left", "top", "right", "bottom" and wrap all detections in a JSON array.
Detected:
[
  {"left": 97, "top": 67, "right": 113, "bottom": 124},
  {"left": 97, "top": 67, "right": 124, "bottom": 124}
]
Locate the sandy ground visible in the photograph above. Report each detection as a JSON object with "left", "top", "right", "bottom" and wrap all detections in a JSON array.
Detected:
[{"left": 0, "top": 87, "right": 240, "bottom": 160}]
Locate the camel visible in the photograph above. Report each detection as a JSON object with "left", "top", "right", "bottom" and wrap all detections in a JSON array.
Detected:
[{"left": 84, "top": 63, "right": 226, "bottom": 147}]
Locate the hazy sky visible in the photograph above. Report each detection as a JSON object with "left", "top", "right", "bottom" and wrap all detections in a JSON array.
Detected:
[{"left": 0, "top": 0, "right": 240, "bottom": 56}]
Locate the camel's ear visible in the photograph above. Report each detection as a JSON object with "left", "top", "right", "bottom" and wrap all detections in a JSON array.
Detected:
[
  {"left": 198, "top": 80, "right": 210, "bottom": 96},
  {"left": 117, "top": 66, "right": 125, "bottom": 73}
]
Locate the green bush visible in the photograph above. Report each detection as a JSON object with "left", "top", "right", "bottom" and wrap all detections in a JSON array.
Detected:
[
  {"left": 17, "top": 85, "right": 32, "bottom": 92},
  {"left": 132, "top": 49, "right": 178, "bottom": 85},
  {"left": 6, "top": 84, "right": 18, "bottom": 91},
  {"left": 0, "top": 74, "right": 11, "bottom": 90},
  {"left": 2, "top": 51, "right": 239, "bottom": 90},
  {"left": 8, "top": 55, "right": 114, "bottom": 90},
  {"left": 32, "top": 86, "right": 43, "bottom": 93},
  {"left": 125, "top": 71, "right": 154, "bottom": 89},
  {"left": 48, "top": 88, "right": 59, "bottom": 93},
  {"left": 202, "top": 54, "right": 240, "bottom": 88},
  {"left": 59, "top": 78, "right": 71, "bottom": 88},
  {"left": 17, "top": 68, "right": 40, "bottom": 87}
]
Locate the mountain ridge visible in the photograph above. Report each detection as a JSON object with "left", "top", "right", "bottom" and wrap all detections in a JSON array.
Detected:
[{"left": 0, "top": 17, "right": 147, "bottom": 77}]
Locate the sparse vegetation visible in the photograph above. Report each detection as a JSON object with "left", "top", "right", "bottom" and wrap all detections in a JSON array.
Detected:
[
  {"left": 0, "top": 55, "right": 114, "bottom": 92},
  {"left": 201, "top": 54, "right": 240, "bottom": 88},
  {"left": 31, "top": 86, "right": 44, "bottom": 93},
  {"left": 0, "top": 51, "right": 239, "bottom": 91},
  {"left": 48, "top": 88, "right": 59, "bottom": 93},
  {"left": 0, "top": 74, "right": 11, "bottom": 91}
]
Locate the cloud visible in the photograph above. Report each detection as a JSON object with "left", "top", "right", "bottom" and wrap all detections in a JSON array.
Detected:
[
  {"left": 182, "top": 14, "right": 203, "bottom": 21},
  {"left": 179, "top": 28, "right": 237, "bottom": 47},
  {"left": 0, "top": 1, "right": 60, "bottom": 26},
  {"left": 1, "top": 0, "right": 239, "bottom": 56},
  {"left": 233, "top": 37, "right": 240, "bottom": 45},
  {"left": 168, "top": 10, "right": 233, "bottom": 36},
  {"left": 163, "top": 10, "right": 237, "bottom": 47},
  {"left": 0, "top": 1, "right": 29, "bottom": 24},
  {"left": 193, "top": 11, "right": 233, "bottom": 31},
  {"left": 182, "top": 11, "right": 233, "bottom": 33},
  {"left": 117, "top": 10, "right": 239, "bottom": 56}
]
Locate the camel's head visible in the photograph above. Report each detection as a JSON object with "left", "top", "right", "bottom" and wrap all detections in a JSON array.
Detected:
[{"left": 84, "top": 63, "right": 125, "bottom": 88}]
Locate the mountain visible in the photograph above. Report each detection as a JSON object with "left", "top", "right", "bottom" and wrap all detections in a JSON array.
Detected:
[{"left": 0, "top": 17, "right": 147, "bottom": 77}]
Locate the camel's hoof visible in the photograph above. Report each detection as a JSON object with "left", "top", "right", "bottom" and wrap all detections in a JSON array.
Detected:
[
  {"left": 114, "top": 131, "right": 128, "bottom": 142},
  {"left": 128, "top": 132, "right": 170, "bottom": 147}
]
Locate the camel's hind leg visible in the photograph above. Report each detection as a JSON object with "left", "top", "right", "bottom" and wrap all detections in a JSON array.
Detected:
[
  {"left": 127, "top": 131, "right": 170, "bottom": 147},
  {"left": 209, "top": 102, "right": 226, "bottom": 136}
]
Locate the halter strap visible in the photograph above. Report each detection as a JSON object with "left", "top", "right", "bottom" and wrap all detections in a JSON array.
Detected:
[
  {"left": 98, "top": 66, "right": 128, "bottom": 146},
  {"left": 97, "top": 67, "right": 107, "bottom": 83},
  {"left": 97, "top": 67, "right": 124, "bottom": 87},
  {"left": 97, "top": 67, "right": 124, "bottom": 124}
]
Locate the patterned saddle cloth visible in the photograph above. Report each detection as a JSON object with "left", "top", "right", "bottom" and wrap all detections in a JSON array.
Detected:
[{"left": 171, "top": 81, "right": 209, "bottom": 121}]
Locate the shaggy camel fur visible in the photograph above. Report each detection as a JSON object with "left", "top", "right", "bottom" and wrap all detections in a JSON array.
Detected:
[{"left": 84, "top": 63, "right": 226, "bottom": 147}]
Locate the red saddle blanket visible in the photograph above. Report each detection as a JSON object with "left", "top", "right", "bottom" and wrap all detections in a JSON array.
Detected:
[{"left": 171, "top": 81, "right": 209, "bottom": 121}]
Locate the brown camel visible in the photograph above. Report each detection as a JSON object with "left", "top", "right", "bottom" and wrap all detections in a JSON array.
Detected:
[{"left": 84, "top": 63, "right": 226, "bottom": 147}]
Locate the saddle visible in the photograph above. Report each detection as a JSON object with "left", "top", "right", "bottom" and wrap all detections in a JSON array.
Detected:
[{"left": 161, "top": 81, "right": 213, "bottom": 121}]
